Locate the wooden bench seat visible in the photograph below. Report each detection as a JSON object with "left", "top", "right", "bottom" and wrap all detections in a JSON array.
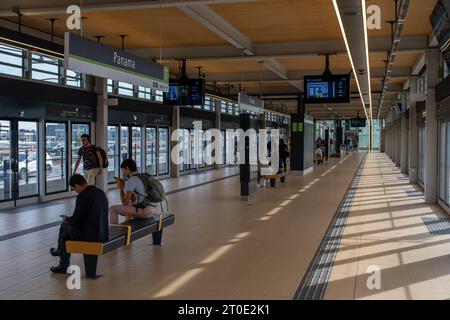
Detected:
[
  {"left": 66, "top": 214, "right": 175, "bottom": 279},
  {"left": 261, "top": 171, "right": 287, "bottom": 187}
]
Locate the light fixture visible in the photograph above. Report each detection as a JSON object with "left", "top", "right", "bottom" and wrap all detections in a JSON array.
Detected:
[{"left": 332, "top": 0, "right": 369, "bottom": 120}]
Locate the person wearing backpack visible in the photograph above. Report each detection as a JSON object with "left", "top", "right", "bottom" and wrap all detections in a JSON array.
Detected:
[
  {"left": 109, "top": 159, "right": 159, "bottom": 224},
  {"left": 73, "top": 134, "right": 104, "bottom": 186}
]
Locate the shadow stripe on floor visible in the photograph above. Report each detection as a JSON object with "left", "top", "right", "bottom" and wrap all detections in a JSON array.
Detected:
[{"left": 293, "top": 153, "right": 368, "bottom": 300}]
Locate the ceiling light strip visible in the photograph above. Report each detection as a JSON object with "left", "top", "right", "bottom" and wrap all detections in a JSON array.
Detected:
[
  {"left": 361, "top": 0, "right": 373, "bottom": 121},
  {"left": 377, "top": 0, "right": 410, "bottom": 119},
  {"left": 332, "top": 0, "right": 369, "bottom": 120}
]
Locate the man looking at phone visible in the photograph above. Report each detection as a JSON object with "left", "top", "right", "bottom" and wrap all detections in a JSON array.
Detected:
[
  {"left": 49, "top": 174, "right": 109, "bottom": 273},
  {"left": 109, "top": 159, "right": 157, "bottom": 224}
]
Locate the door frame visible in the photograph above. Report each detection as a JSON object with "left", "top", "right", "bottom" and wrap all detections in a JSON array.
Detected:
[
  {"left": 0, "top": 118, "right": 40, "bottom": 205},
  {"left": 44, "top": 120, "right": 69, "bottom": 195}
]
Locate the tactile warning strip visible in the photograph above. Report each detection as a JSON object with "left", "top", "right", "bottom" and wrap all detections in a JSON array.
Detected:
[
  {"left": 422, "top": 217, "right": 450, "bottom": 235},
  {"left": 293, "top": 154, "right": 367, "bottom": 300}
]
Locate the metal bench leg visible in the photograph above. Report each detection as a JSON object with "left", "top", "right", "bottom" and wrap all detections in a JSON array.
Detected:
[
  {"left": 83, "top": 254, "right": 101, "bottom": 279},
  {"left": 152, "top": 230, "right": 163, "bottom": 246}
]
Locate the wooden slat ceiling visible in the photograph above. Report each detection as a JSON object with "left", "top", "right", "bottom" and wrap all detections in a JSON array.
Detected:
[
  {"left": 167, "top": 59, "right": 268, "bottom": 75},
  {"left": 368, "top": 0, "right": 436, "bottom": 38},
  {"left": 8, "top": 7, "right": 229, "bottom": 48},
  {"left": 2, "top": 0, "right": 437, "bottom": 118},
  {"left": 210, "top": 0, "right": 343, "bottom": 43}
]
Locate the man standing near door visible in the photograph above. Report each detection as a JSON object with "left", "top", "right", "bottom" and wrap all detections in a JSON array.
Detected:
[{"left": 73, "top": 134, "right": 103, "bottom": 185}]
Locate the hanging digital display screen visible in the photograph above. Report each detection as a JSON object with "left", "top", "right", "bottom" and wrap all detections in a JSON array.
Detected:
[
  {"left": 350, "top": 118, "right": 366, "bottom": 127},
  {"left": 164, "top": 79, "right": 205, "bottom": 106},
  {"left": 304, "top": 74, "right": 350, "bottom": 104}
]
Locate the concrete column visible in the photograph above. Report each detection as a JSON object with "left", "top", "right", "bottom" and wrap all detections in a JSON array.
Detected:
[
  {"left": 95, "top": 77, "right": 108, "bottom": 192},
  {"left": 386, "top": 126, "right": 390, "bottom": 155},
  {"left": 409, "top": 76, "right": 419, "bottom": 184},
  {"left": 400, "top": 114, "right": 408, "bottom": 173},
  {"left": 396, "top": 117, "right": 401, "bottom": 167},
  {"left": 400, "top": 91, "right": 408, "bottom": 173},
  {"left": 386, "top": 124, "right": 390, "bottom": 157},
  {"left": 380, "top": 128, "right": 385, "bottom": 153},
  {"left": 424, "top": 49, "right": 440, "bottom": 204},
  {"left": 170, "top": 105, "right": 180, "bottom": 178},
  {"left": 392, "top": 119, "right": 396, "bottom": 162}
]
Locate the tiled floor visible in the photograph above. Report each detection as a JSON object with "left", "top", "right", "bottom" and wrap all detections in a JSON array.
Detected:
[
  {"left": 0, "top": 152, "right": 365, "bottom": 300},
  {"left": 0, "top": 167, "right": 239, "bottom": 237},
  {"left": 324, "top": 153, "right": 450, "bottom": 300}
]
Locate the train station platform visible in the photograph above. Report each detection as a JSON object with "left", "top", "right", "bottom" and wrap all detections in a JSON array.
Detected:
[
  {"left": 1, "top": 151, "right": 449, "bottom": 300},
  {"left": 0, "top": 153, "right": 364, "bottom": 300},
  {"left": 323, "top": 153, "right": 450, "bottom": 300}
]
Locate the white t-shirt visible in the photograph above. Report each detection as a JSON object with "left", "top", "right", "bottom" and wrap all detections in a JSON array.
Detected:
[
  {"left": 315, "top": 148, "right": 323, "bottom": 157},
  {"left": 125, "top": 175, "right": 146, "bottom": 204}
]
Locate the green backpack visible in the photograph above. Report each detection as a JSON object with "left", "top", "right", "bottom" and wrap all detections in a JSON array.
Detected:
[{"left": 134, "top": 173, "right": 167, "bottom": 211}]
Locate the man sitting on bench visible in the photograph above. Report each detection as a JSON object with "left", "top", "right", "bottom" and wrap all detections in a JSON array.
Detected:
[
  {"left": 49, "top": 174, "right": 109, "bottom": 273},
  {"left": 109, "top": 159, "right": 158, "bottom": 224}
]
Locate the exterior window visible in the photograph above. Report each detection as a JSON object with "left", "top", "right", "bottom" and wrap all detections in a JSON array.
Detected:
[
  {"left": 32, "top": 52, "right": 60, "bottom": 83},
  {"left": 204, "top": 96, "right": 211, "bottom": 111},
  {"left": 138, "top": 86, "right": 151, "bottom": 100},
  {"left": 0, "top": 43, "right": 23, "bottom": 77},
  {"left": 155, "top": 90, "right": 164, "bottom": 102},
  {"left": 234, "top": 104, "right": 240, "bottom": 116},
  {"left": 107, "top": 79, "right": 114, "bottom": 93},
  {"left": 118, "top": 82, "right": 134, "bottom": 96},
  {"left": 66, "top": 69, "right": 82, "bottom": 88}
]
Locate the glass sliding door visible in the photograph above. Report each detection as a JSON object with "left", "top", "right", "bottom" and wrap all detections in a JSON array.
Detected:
[
  {"left": 131, "top": 127, "right": 142, "bottom": 172},
  {"left": 158, "top": 128, "right": 169, "bottom": 175},
  {"left": 447, "top": 122, "right": 450, "bottom": 205},
  {"left": 71, "top": 123, "right": 90, "bottom": 175},
  {"left": 145, "top": 127, "right": 157, "bottom": 176},
  {"left": 178, "top": 129, "right": 185, "bottom": 172},
  {"left": 45, "top": 122, "right": 68, "bottom": 194},
  {"left": 182, "top": 129, "right": 191, "bottom": 171},
  {"left": 18, "top": 121, "right": 39, "bottom": 198},
  {"left": 204, "top": 130, "right": 212, "bottom": 166},
  {"left": 198, "top": 130, "right": 205, "bottom": 168},
  {"left": 439, "top": 123, "right": 446, "bottom": 202},
  {"left": 120, "top": 126, "right": 129, "bottom": 166},
  {"left": 418, "top": 127, "right": 425, "bottom": 183},
  {"left": 0, "top": 120, "right": 12, "bottom": 201},
  {"left": 190, "top": 129, "right": 196, "bottom": 170},
  {"left": 108, "top": 126, "right": 119, "bottom": 183}
]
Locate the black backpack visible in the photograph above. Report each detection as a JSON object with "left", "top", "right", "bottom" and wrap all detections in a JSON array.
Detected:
[{"left": 96, "top": 146, "right": 108, "bottom": 169}]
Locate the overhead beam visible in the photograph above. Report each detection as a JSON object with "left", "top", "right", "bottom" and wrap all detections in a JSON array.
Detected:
[
  {"left": 126, "top": 36, "right": 428, "bottom": 61},
  {"left": 196, "top": 67, "right": 411, "bottom": 83},
  {"left": 177, "top": 4, "right": 254, "bottom": 53},
  {"left": 0, "top": 0, "right": 259, "bottom": 17},
  {"left": 176, "top": 3, "right": 300, "bottom": 91}
]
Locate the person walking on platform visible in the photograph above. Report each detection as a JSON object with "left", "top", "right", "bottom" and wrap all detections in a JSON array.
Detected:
[
  {"left": 109, "top": 159, "right": 158, "bottom": 224},
  {"left": 279, "top": 138, "right": 289, "bottom": 172},
  {"left": 49, "top": 174, "right": 109, "bottom": 273},
  {"left": 73, "top": 134, "right": 104, "bottom": 186}
]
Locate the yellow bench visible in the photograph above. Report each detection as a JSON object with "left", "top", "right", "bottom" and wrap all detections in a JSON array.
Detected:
[
  {"left": 66, "top": 214, "right": 175, "bottom": 279},
  {"left": 262, "top": 171, "right": 287, "bottom": 187}
]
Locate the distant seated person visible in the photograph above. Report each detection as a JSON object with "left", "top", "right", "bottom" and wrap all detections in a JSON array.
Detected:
[
  {"left": 109, "top": 159, "right": 158, "bottom": 224},
  {"left": 49, "top": 174, "right": 109, "bottom": 273},
  {"left": 315, "top": 144, "right": 324, "bottom": 165}
]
